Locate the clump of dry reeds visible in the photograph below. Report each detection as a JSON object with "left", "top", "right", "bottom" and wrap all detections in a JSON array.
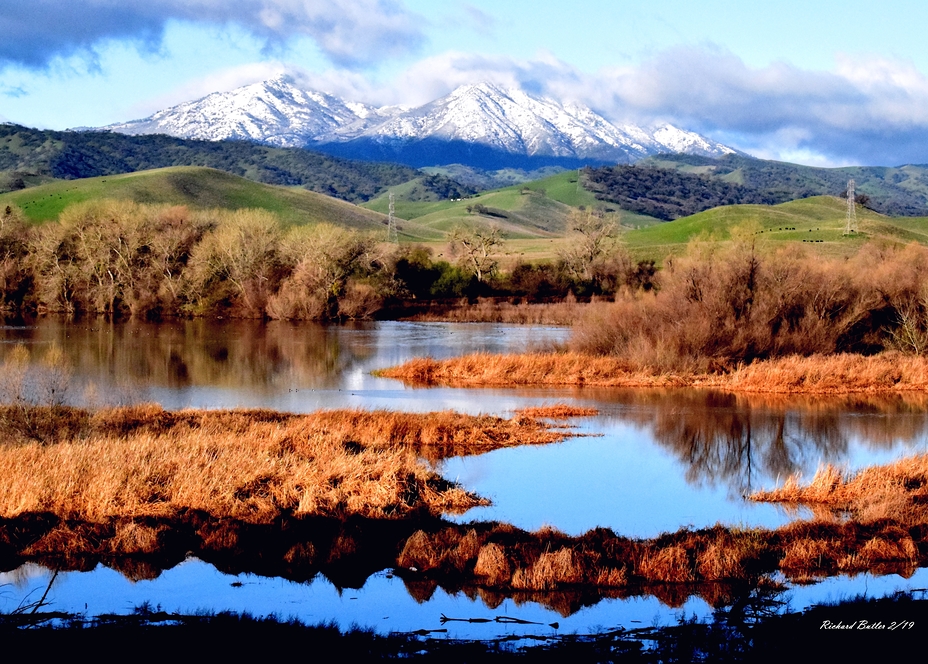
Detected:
[
  {"left": 0, "top": 404, "right": 583, "bottom": 523},
  {"left": 5, "top": 503, "right": 927, "bottom": 600},
  {"left": 724, "top": 352, "right": 928, "bottom": 393},
  {"left": 376, "top": 353, "right": 690, "bottom": 388},
  {"left": 514, "top": 405, "right": 599, "bottom": 419},
  {"left": 389, "top": 508, "right": 928, "bottom": 593},
  {"left": 751, "top": 454, "right": 928, "bottom": 525}
]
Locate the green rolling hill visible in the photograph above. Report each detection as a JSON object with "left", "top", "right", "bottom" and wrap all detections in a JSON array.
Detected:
[
  {"left": 363, "top": 170, "right": 660, "bottom": 241},
  {"left": 0, "top": 166, "right": 443, "bottom": 240},
  {"left": 623, "top": 195, "right": 928, "bottom": 258},
  {"left": 0, "top": 123, "right": 421, "bottom": 204},
  {"left": 8, "top": 165, "right": 928, "bottom": 263},
  {"left": 633, "top": 153, "right": 928, "bottom": 217}
]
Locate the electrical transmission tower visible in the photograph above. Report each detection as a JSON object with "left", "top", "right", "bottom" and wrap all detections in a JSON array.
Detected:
[
  {"left": 386, "top": 191, "right": 398, "bottom": 243},
  {"left": 844, "top": 179, "right": 858, "bottom": 235}
]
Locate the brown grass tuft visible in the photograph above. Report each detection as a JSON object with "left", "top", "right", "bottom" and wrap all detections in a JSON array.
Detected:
[
  {"left": 779, "top": 537, "right": 838, "bottom": 580},
  {"left": 638, "top": 545, "right": 693, "bottom": 583},
  {"left": 751, "top": 454, "right": 928, "bottom": 525},
  {"left": 696, "top": 540, "right": 747, "bottom": 581},
  {"left": 511, "top": 547, "right": 585, "bottom": 590},
  {"left": 515, "top": 405, "right": 599, "bottom": 419},
  {"left": 474, "top": 543, "right": 513, "bottom": 585}
]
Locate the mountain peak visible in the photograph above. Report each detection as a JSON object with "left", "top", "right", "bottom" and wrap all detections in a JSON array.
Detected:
[{"left": 102, "top": 78, "right": 740, "bottom": 166}]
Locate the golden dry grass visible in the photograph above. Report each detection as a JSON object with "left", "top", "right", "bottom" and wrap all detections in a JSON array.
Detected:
[
  {"left": 376, "top": 352, "right": 686, "bottom": 388},
  {"left": 0, "top": 404, "right": 583, "bottom": 523},
  {"left": 750, "top": 454, "right": 928, "bottom": 524},
  {"left": 5, "top": 402, "right": 928, "bottom": 595},
  {"left": 378, "top": 351, "right": 928, "bottom": 394},
  {"left": 514, "top": 405, "right": 599, "bottom": 419}
]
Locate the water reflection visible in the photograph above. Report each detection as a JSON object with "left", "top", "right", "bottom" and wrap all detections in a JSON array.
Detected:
[
  {"left": 4, "top": 318, "right": 928, "bottom": 634},
  {"left": 0, "top": 318, "right": 570, "bottom": 401},
  {"left": 2, "top": 318, "right": 374, "bottom": 392},
  {"left": 584, "top": 389, "right": 928, "bottom": 497}
]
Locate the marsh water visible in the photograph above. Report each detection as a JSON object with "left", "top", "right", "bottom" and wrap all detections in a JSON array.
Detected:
[{"left": 2, "top": 318, "right": 928, "bottom": 637}]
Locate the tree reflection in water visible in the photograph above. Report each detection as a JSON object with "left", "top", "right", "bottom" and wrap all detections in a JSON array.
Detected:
[
  {"left": 0, "top": 317, "right": 373, "bottom": 394},
  {"left": 582, "top": 389, "right": 928, "bottom": 497}
]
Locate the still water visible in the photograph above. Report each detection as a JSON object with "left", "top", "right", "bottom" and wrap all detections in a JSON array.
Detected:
[{"left": 2, "top": 318, "right": 927, "bottom": 637}]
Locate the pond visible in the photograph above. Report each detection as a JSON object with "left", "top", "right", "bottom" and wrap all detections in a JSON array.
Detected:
[{"left": 2, "top": 318, "right": 927, "bottom": 638}]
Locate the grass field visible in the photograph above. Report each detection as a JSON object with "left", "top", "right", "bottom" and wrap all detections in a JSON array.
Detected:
[
  {"left": 364, "top": 170, "right": 659, "bottom": 240},
  {"left": 0, "top": 404, "right": 583, "bottom": 522},
  {"left": 379, "top": 351, "right": 928, "bottom": 394}
]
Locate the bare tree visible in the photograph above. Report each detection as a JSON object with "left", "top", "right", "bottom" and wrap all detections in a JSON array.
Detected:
[
  {"left": 448, "top": 224, "right": 503, "bottom": 283},
  {"left": 558, "top": 209, "right": 617, "bottom": 282},
  {"left": 184, "top": 209, "right": 283, "bottom": 317},
  {"left": 268, "top": 224, "right": 377, "bottom": 319}
]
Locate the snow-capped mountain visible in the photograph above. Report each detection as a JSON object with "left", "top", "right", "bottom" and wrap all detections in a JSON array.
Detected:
[
  {"left": 104, "top": 76, "right": 737, "bottom": 166},
  {"left": 106, "top": 76, "right": 396, "bottom": 148}
]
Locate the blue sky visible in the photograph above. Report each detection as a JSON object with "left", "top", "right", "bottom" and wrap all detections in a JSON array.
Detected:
[{"left": 2, "top": 0, "right": 928, "bottom": 166}]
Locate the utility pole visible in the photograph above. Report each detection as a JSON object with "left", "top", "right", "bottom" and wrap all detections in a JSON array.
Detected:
[
  {"left": 387, "top": 191, "right": 398, "bottom": 243},
  {"left": 844, "top": 179, "right": 857, "bottom": 235}
]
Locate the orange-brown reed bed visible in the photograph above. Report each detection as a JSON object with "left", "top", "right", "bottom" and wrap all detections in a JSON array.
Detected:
[
  {"left": 4, "top": 449, "right": 927, "bottom": 604},
  {"left": 5, "top": 402, "right": 928, "bottom": 598},
  {"left": 378, "top": 351, "right": 928, "bottom": 394},
  {"left": 4, "top": 511, "right": 922, "bottom": 611},
  {"left": 0, "top": 404, "right": 588, "bottom": 523},
  {"left": 395, "top": 517, "right": 925, "bottom": 597},
  {"left": 8, "top": 452, "right": 927, "bottom": 596},
  {"left": 0, "top": 513, "right": 764, "bottom": 616}
]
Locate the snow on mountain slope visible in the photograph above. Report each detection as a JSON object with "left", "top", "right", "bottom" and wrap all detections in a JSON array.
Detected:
[
  {"left": 106, "top": 75, "right": 390, "bottom": 148},
  {"left": 103, "top": 78, "right": 738, "bottom": 162},
  {"left": 652, "top": 124, "right": 737, "bottom": 157},
  {"left": 342, "top": 83, "right": 662, "bottom": 161}
]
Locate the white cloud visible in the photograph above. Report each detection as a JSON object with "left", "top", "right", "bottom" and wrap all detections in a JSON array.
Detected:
[
  {"left": 127, "top": 62, "right": 289, "bottom": 116},
  {"left": 0, "top": 0, "right": 427, "bottom": 69},
  {"left": 370, "top": 47, "right": 928, "bottom": 165}
]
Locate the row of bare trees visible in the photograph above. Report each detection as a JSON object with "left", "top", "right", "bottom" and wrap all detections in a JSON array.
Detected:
[{"left": 1, "top": 201, "right": 380, "bottom": 320}]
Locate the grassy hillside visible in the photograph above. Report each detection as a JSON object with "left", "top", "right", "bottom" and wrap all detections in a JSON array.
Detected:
[
  {"left": 623, "top": 195, "right": 928, "bottom": 258},
  {"left": 0, "top": 123, "right": 420, "bottom": 204},
  {"left": 364, "top": 170, "right": 659, "bottom": 242},
  {"left": 9, "top": 165, "right": 928, "bottom": 262},
  {"left": 0, "top": 166, "right": 440, "bottom": 240}
]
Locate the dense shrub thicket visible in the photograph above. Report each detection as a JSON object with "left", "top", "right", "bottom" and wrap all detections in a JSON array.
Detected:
[
  {"left": 572, "top": 240, "right": 928, "bottom": 370},
  {"left": 0, "top": 201, "right": 648, "bottom": 320}
]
